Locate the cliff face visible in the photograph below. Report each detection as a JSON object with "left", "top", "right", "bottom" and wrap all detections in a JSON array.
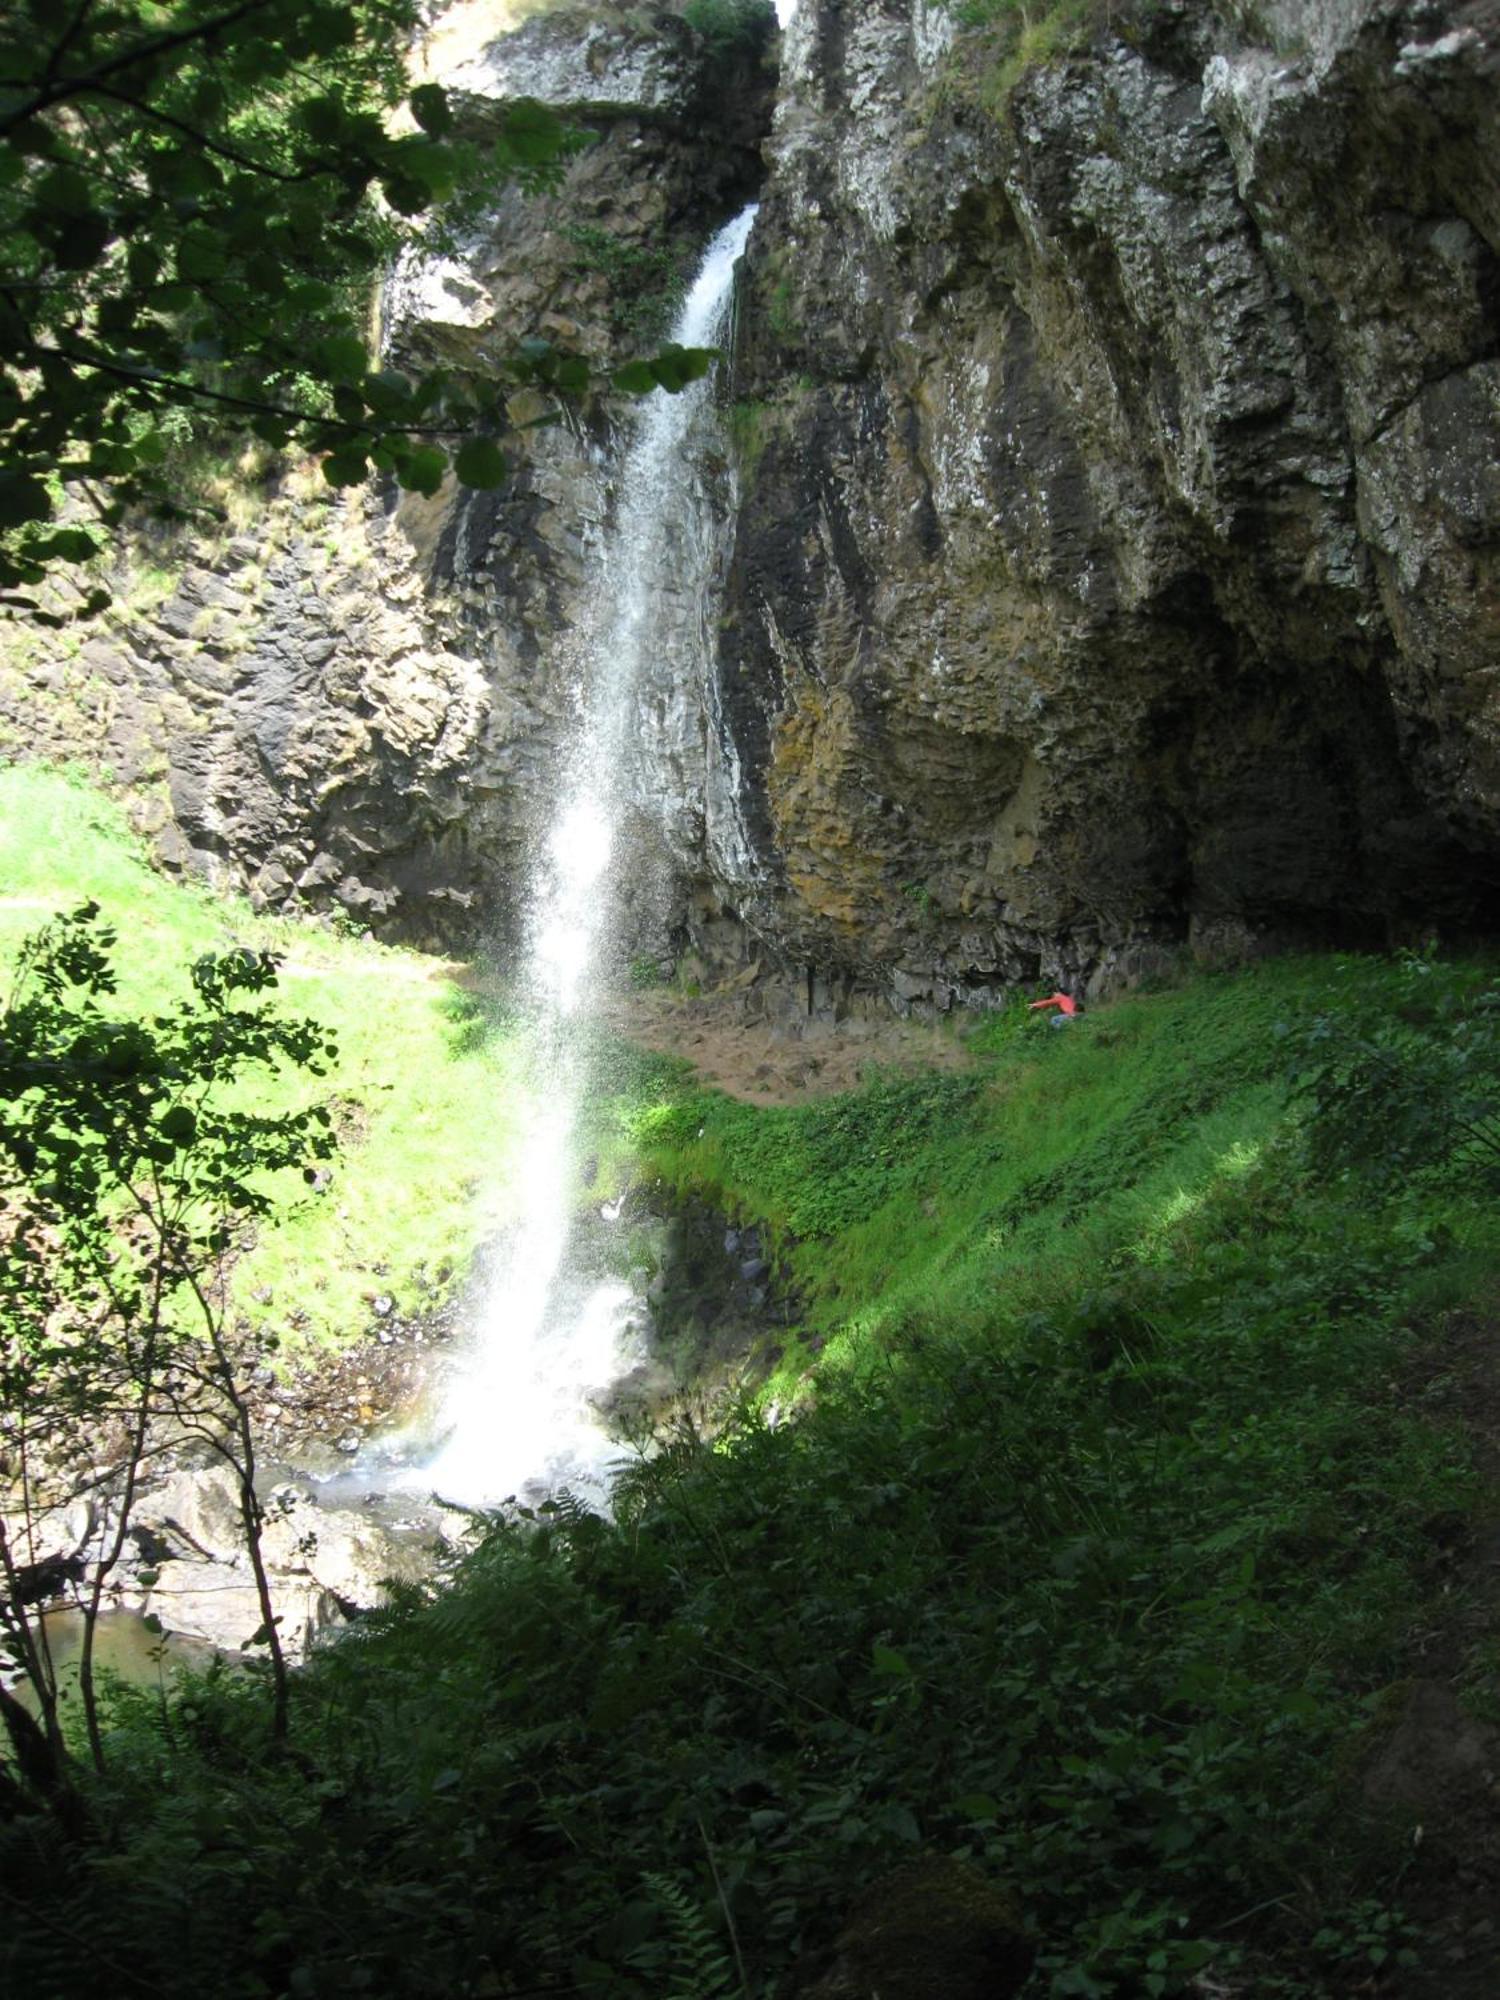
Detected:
[
  {"left": 0, "top": 3, "right": 773, "bottom": 955},
  {"left": 710, "top": 0, "right": 1500, "bottom": 1003},
  {"left": 6, "top": 0, "right": 1499, "bottom": 1003}
]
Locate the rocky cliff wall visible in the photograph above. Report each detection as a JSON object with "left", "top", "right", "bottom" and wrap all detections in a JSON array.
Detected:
[
  {"left": 710, "top": 0, "right": 1500, "bottom": 1005},
  {"left": 4, "top": 0, "right": 1498, "bottom": 1007}
]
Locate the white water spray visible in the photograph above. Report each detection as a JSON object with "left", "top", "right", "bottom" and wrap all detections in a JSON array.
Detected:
[{"left": 422, "top": 206, "right": 758, "bottom": 1507}]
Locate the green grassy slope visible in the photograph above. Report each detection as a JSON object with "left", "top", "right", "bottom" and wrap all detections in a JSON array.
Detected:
[
  {"left": 0, "top": 764, "right": 526, "bottom": 1343},
  {"left": 609, "top": 954, "right": 1498, "bottom": 1375},
  {"left": 11, "top": 943, "right": 1497, "bottom": 1997}
]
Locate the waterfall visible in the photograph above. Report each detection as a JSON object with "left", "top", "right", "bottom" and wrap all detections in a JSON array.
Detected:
[{"left": 421, "top": 205, "right": 758, "bottom": 1508}]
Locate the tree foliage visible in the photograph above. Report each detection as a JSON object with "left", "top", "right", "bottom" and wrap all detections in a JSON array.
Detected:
[
  {"left": 0, "top": 902, "right": 338, "bottom": 1766},
  {"left": 0, "top": 0, "right": 713, "bottom": 620}
]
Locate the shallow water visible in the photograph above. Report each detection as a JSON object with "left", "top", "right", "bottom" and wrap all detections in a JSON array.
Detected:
[{"left": 11, "top": 1604, "right": 215, "bottom": 1716}]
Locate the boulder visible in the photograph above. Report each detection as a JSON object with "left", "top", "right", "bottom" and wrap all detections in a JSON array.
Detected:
[
  {"left": 0, "top": 1495, "right": 96, "bottom": 1571},
  {"left": 138, "top": 1560, "right": 340, "bottom": 1660},
  {"left": 139, "top": 1464, "right": 247, "bottom": 1564},
  {"left": 259, "top": 1487, "right": 430, "bottom": 1610}
]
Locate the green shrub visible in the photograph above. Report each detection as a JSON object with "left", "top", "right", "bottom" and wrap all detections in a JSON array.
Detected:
[
  {"left": 683, "top": 0, "right": 775, "bottom": 58},
  {"left": 1289, "top": 955, "right": 1500, "bottom": 1188}
]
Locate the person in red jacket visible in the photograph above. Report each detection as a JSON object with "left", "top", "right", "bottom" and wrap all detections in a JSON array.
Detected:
[{"left": 1029, "top": 990, "right": 1079, "bottom": 1028}]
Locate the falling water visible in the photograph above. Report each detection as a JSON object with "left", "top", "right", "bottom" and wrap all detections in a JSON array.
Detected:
[{"left": 421, "top": 205, "right": 758, "bottom": 1507}]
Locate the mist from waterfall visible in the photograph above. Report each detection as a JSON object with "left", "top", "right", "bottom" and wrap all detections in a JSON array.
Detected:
[{"left": 421, "top": 205, "right": 757, "bottom": 1507}]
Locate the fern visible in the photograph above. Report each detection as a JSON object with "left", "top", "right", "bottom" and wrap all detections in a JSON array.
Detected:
[{"left": 640, "top": 1872, "right": 740, "bottom": 2000}]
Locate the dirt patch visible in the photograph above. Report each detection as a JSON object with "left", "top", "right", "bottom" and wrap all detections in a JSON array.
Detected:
[{"left": 599, "top": 983, "right": 974, "bottom": 1105}]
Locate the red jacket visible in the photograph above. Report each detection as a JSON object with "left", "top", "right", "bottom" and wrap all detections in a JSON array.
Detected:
[{"left": 1028, "top": 991, "right": 1078, "bottom": 1016}]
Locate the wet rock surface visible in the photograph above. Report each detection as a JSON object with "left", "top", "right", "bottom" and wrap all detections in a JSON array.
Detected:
[
  {"left": 249, "top": 1297, "right": 462, "bottom": 1466},
  {"left": 594, "top": 1188, "right": 799, "bottom": 1431}
]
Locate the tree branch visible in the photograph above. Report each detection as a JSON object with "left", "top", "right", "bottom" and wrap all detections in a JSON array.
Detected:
[
  {"left": 43, "top": 0, "right": 100, "bottom": 86},
  {"left": 29, "top": 332, "right": 485, "bottom": 441},
  {"left": 0, "top": 0, "right": 275, "bottom": 136},
  {"left": 86, "top": 80, "right": 331, "bottom": 185}
]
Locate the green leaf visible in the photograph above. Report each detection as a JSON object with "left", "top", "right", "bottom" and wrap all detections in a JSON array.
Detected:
[
  {"left": 871, "top": 1642, "right": 913, "bottom": 1678},
  {"left": 322, "top": 449, "right": 368, "bottom": 489},
  {"left": 316, "top": 332, "right": 368, "bottom": 383},
  {"left": 160, "top": 1106, "right": 197, "bottom": 1148},
  {"left": 381, "top": 177, "right": 431, "bottom": 218},
  {"left": 53, "top": 212, "right": 111, "bottom": 270},
  {"left": 178, "top": 231, "right": 228, "bottom": 283},
  {"left": 454, "top": 437, "right": 507, "bottom": 489},
  {"left": 649, "top": 344, "right": 715, "bottom": 393},
  {"left": 953, "top": 1793, "right": 1001, "bottom": 1821},
  {"left": 33, "top": 165, "right": 92, "bottom": 216},
  {"left": 296, "top": 8, "right": 359, "bottom": 57},
  {"left": 0, "top": 473, "right": 53, "bottom": 527},
  {"left": 362, "top": 369, "right": 411, "bottom": 417},
  {"left": 394, "top": 141, "right": 458, "bottom": 198},
  {"left": 501, "top": 98, "right": 566, "bottom": 166},
  {"left": 611, "top": 359, "right": 657, "bottom": 396},
  {"left": 297, "top": 95, "right": 346, "bottom": 145},
  {"left": 410, "top": 84, "right": 453, "bottom": 137},
  {"left": 399, "top": 445, "right": 447, "bottom": 495}
]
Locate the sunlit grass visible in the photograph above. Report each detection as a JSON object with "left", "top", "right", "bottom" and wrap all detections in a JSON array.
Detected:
[
  {"left": 604, "top": 950, "right": 1499, "bottom": 1405},
  {"left": 0, "top": 764, "right": 529, "bottom": 1346}
]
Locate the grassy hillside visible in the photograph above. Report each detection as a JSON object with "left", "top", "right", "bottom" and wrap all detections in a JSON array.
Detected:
[
  {"left": 0, "top": 764, "right": 526, "bottom": 1345},
  {"left": 607, "top": 955, "right": 1500, "bottom": 1384},
  {"left": 8, "top": 936, "right": 1499, "bottom": 1996}
]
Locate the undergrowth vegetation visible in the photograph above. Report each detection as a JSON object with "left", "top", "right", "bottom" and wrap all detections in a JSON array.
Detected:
[
  {"left": 942, "top": 0, "right": 1106, "bottom": 110},
  {"left": 0, "top": 765, "right": 526, "bottom": 1344},
  {"left": 6, "top": 940, "right": 1500, "bottom": 1995}
]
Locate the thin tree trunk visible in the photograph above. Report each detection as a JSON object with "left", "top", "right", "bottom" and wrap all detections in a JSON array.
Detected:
[
  {"left": 77, "top": 1244, "right": 167, "bottom": 1773},
  {"left": 0, "top": 1679, "right": 85, "bottom": 1835},
  {"left": 77, "top": 1368, "right": 154, "bottom": 1774},
  {"left": 0, "top": 1510, "right": 63, "bottom": 1766},
  {"left": 185, "top": 1264, "right": 291, "bottom": 1743}
]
